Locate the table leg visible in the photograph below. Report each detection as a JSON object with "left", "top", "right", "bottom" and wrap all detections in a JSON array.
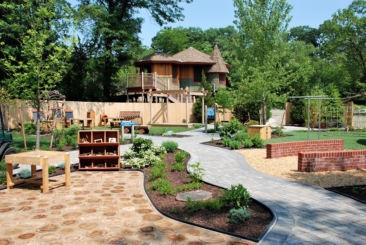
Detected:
[
  {"left": 6, "top": 163, "right": 14, "bottom": 189},
  {"left": 42, "top": 157, "right": 49, "bottom": 193},
  {"left": 31, "top": 165, "right": 37, "bottom": 178},
  {"left": 104, "top": 118, "right": 107, "bottom": 128},
  {"left": 64, "top": 153, "right": 71, "bottom": 187}
]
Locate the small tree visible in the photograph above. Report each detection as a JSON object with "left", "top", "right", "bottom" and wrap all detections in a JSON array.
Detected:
[
  {"left": 193, "top": 72, "right": 215, "bottom": 122},
  {"left": 215, "top": 88, "right": 236, "bottom": 121}
]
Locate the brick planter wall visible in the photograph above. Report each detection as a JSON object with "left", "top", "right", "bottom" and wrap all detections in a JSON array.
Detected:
[
  {"left": 266, "top": 140, "right": 344, "bottom": 158},
  {"left": 298, "top": 150, "right": 366, "bottom": 172}
]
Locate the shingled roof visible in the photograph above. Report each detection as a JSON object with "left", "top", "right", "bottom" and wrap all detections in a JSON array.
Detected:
[
  {"left": 134, "top": 51, "right": 181, "bottom": 65},
  {"left": 172, "top": 47, "right": 215, "bottom": 64},
  {"left": 207, "top": 44, "right": 229, "bottom": 73}
]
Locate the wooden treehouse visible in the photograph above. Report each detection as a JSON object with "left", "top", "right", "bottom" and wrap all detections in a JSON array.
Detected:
[{"left": 126, "top": 45, "right": 231, "bottom": 103}]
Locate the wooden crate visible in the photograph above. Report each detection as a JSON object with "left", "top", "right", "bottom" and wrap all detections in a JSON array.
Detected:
[{"left": 247, "top": 125, "right": 271, "bottom": 140}]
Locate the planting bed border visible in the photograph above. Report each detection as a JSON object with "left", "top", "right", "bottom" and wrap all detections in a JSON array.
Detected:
[{"left": 325, "top": 185, "right": 366, "bottom": 205}]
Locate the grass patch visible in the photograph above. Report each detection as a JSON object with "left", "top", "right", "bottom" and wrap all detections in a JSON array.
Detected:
[
  {"left": 265, "top": 130, "right": 366, "bottom": 150},
  {"left": 149, "top": 126, "right": 198, "bottom": 135}
]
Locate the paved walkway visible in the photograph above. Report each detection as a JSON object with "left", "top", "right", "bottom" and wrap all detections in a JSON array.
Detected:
[{"left": 8, "top": 127, "right": 366, "bottom": 244}]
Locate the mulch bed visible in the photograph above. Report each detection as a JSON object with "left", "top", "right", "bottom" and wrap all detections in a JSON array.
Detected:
[
  {"left": 326, "top": 185, "right": 366, "bottom": 204},
  {"left": 139, "top": 150, "right": 273, "bottom": 241}
]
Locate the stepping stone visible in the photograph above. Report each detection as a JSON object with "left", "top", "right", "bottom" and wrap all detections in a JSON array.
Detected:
[{"left": 176, "top": 190, "right": 212, "bottom": 201}]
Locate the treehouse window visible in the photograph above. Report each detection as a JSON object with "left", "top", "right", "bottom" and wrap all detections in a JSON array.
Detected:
[
  {"left": 194, "top": 66, "right": 202, "bottom": 82},
  {"left": 219, "top": 74, "right": 225, "bottom": 84}
]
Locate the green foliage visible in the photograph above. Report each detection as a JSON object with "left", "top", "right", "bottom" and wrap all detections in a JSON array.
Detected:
[
  {"left": 193, "top": 72, "right": 216, "bottom": 121},
  {"left": 189, "top": 161, "right": 204, "bottom": 183},
  {"left": 174, "top": 151, "right": 188, "bottom": 164},
  {"left": 161, "top": 141, "right": 178, "bottom": 153},
  {"left": 48, "top": 166, "right": 56, "bottom": 175},
  {"left": 171, "top": 163, "right": 185, "bottom": 172},
  {"left": 215, "top": 88, "right": 236, "bottom": 118},
  {"left": 58, "top": 163, "right": 65, "bottom": 170},
  {"left": 131, "top": 138, "right": 153, "bottom": 156},
  {"left": 148, "top": 179, "right": 173, "bottom": 196},
  {"left": 148, "top": 165, "right": 166, "bottom": 181},
  {"left": 290, "top": 99, "right": 305, "bottom": 124},
  {"left": 228, "top": 207, "right": 251, "bottom": 223},
  {"left": 71, "top": 138, "right": 78, "bottom": 149},
  {"left": 204, "top": 197, "right": 226, "bottom": 211},
  {"left": 251, "top": 134, "right": 264, "bottom": 148},
  {"left": 273, "top": 127, "right": 285, "bottom": 137},
  {"left": 222, "top": 184, "right": 251, "bottom": 209},
  {"left": 222, "top": 137, "right": 231, "bottom": 147},
  {"left": 171, "top": 207, "right": 182, "bottom": 214},
  {"left": 127, "top": 157, "right": 145, "bottom": 169},
  {"left": 56, "top": 140, "right": 65, "bottom": 151},
  {"left": 234, "top": 131, "right": 250, "bottom": 142},
  {"left": 0, "top": 161, "right": 6, "bottom": 185},
  {"left": 229, "top": 140, "right": 241, "bottom": 149},
  {"left": 53, "top": 129, "right": 64, "bottom": 146},
  {"left": 23, "top": 122, "right": 36, "bottom": 135},
  {"left": 242, "top": 139, "right": 253, "bottom": 148},
  {"left": 184, "top": 197, "right": 205, "bottom": 217},
  {"left": 18, "top": 169, "right": 31, "bottom": 179},
  {"left": 174, "top": 182, "right": 202, "bottom": 193}
]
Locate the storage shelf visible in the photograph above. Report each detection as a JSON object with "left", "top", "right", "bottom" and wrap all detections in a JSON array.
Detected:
[{"left": 78, "top": 130, "right": 120, "bottom": 170}]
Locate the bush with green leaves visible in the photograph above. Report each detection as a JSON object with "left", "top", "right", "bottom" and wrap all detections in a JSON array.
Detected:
[
  {"left": 174, "top": 151, "right": 188, "bottom": 164},
  {"left": 131, "top": 138, "right": 153, "bottom": 156},
  {"left": 0, "top": 161, "right": 6, "bottom": 184},
  {"left": 228, "top": 207, "right": 251, "bottom": 223},
  {"left": 150, "top": 144, "right": 167, "bottom": 158},
  {"left": 273, "top": 126, "right": 284, "bottom": 137},
  {"left": 17, "top": 169, "right": 31, "bottom": 179},
  {"left": 71, "top": 138, "right": 78, "bottom": 149},
  {"left": 174, "top": 182, "right": 202, "bottom": 193},
  {"left": 56, "top": 140, "right": 65, "bottom": 151},
  {"left": 48, "top": 165, "right": 56, "bottom": 175},
  {"left": 184, "top": 197, "right": 205, "bottom": 217},
  {"left": 161, "top": 141, "right": 178, "bottom": 152},
  {"left": 53, "top": 128, "right": 64, "bottom": 146},
  {"left": 229, "top": 140, "right": 241, "bottom": 149},
  {"left": 143, "top": 150, "right": 161, "bottom": 167},
  {"left": 148, "top": 164, "right": 166, "bottom": 181},
  {"left": 250, "top": 134, "right": 264, "bottom": 148},
  {"left": 23, "top": 121, "right": 36, "bottom": 135},
  {"left": 127, "top": 157, "right": 144, "bottom": 169},
  {"left": 222, "top": 137, "right": 231, "bottom": 147},
  {"left": 189, "top": 161, "right": 204, "bottom": 183},
  {"left": 242, "top": 139, "right": 253, "bottom": 148},
  {"left": 148, "top": 178, "right": 173, "bottom": 195},
  {"left": 234, "top": 131, "right": 250, "bottom": 142},
  {"left": 64, "top": 124, "right": 80, "bottom": 137},
  {"left": 205, "top": 197, "right": 226, "bottom": 211},
  {"left": 222, "top": 184, "right": 251, "bottom": 209},
  {"left": 123, "top": 149, "right": 136, "bottom": 159},
  {"left": 171, "top": 163, "right": 185, "bottom": 172}
]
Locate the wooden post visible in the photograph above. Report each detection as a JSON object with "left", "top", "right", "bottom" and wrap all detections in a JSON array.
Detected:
[
  {"left": 201, "top": 88, "right": 205, "bottom": 124},
  {"left": 31, "top": 165, "right": 37, "bottom": 178},
  {"left": 214, "top": 104, "right": 217, "bottom": 130},
  {"left": 6, "top": 163, "right": 14, "bottom": 189},
  {"left": 64, "top": 152, "right": 71, "bottom": 187},
  {"left": 41, "top": 157, "right": 49, "bottom": 193},
  {"left": 166, "top": 93, "right": 169, "bottom": 123},
  {"left": 149, "top": 89, "right": 152, "bottom": 124},
  {"left": 205, "top": 105, "right": 208, "bottom": 133},
  {"left": 121, "top": 125, "right": 125, "bottom": 141},
  {"left": 186, "top": 89, "right": 188, "bottom": 125},
  {"left": 131, "top": 125, "right": 135, "bottom": 140}
]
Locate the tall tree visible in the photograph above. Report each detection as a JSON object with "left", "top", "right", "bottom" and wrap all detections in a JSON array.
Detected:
[
  {"left": 151, "top": 27, "right": 189, "bottom": 55},
  {"left": 0, "top": 0, "right": 73, "bottom": 149},
  {"left": 231, "top": 0, "right": 293, "bottom": 124},
  {"left": 319, "top": 0, "right": 366, "bottom": 92},
  {"left": 76, "top": 0, "right": 193, "bottom": 102},
  {"left": 288, "top": 26, "right": 321, "bottom": 47}
]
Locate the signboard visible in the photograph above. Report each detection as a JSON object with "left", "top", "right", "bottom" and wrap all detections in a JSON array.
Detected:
[
  {"left": 120, "top": 121, "right": 136, "bottom": 126},
  {"left": 207, "top": 107, "right": 215, "bottom": 119}
]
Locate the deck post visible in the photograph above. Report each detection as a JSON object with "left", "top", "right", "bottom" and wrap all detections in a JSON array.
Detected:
[
  {"left": 186, "top": 88, "right": 188, "bottom": 125},
  {"left": 149, "top": 89, "right": 152, "bottom": 124}
]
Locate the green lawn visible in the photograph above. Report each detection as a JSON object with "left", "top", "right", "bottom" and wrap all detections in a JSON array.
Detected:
[{"left": 265, "top": 130, "right": 366, "bottom": 150}]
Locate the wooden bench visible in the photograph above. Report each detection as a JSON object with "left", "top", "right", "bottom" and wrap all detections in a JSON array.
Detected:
[{"left": 109, "top": 111, "right": 142, "bottom": 128}]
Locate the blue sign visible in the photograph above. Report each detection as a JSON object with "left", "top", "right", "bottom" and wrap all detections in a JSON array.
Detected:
[
  {"left": 120, "top": 121, "right": 136, "bottom": 126},
  {"left": 207, "top": 108, "right": 215, "bottom": 119}
]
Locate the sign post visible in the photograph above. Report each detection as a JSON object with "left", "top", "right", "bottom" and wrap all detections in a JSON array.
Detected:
[{"left": 120, "top": 121, "right": 137, "bottom": 141}]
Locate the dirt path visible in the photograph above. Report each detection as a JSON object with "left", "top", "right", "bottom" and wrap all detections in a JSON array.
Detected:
[{"left": 236, "top": 149, "right": 366, "bottom": 188}]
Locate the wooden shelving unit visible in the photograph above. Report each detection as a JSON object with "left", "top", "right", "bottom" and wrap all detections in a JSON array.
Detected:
[{"left": 78, "top": 130, "right": 120, "bottom": 170}]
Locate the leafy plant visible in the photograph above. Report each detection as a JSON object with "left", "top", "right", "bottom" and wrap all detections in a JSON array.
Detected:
[
  {"left": 234, "top": 131, "right": 250, "bottom": 142},
  {"left": 250, "top": 134, "right": 264, "bottom": 148},
  {"left": 127, "top": 157, "right": 144, "bottom": 169},
  {"left": 71, "top": 138, "right": 78, "bottom": 149},
  {"left": 174, "top": 182, "right": 202, "bottom": 193},
  {"left": 23, "top": 121, "right": 36, "bottom": 135},
  {"left": 17, "top": 169, "right": 31, "bottom": 179},
  {"left": 123, "top": 149, "right": 136, "bottom": 159},
  {"left": 222, "top": 137, "right": 231, "bottom": 147},
  {"left": 242, "top": 139, "right": 253, "bottom": 148},
  {"left": 131, "top": 138, "right": 153, "bottom": 156},
  {"left": 171, "top": 163, "right": 185, "bottom": 172},
  {"left": 174, "top": 151, "right": 187, "bottom": 164},
  {"left": 53, "top": 129, "right": 64, "bottom": 146},
  {"left": 48, "top": 165, "right": 56, "bottom": 175},
  {"left": 229, "top": 140, "right": 241, "bottom": 149},
  {"left": 148, "top": 179, "right": 173, "bottom": 195},
  {"left": 184, "top": 197, "right": 205, "bottom": 217},
  {"left": 161, "top": 141, "right": 178, "bottom": 152},
  {"left": 205, "top": 197, "right": 226, "bottom": 211},
  {"left": 189, "top": 161, "right": 204, "bottom": 183},
  {"left": 228, "top": 207, "right": 251, "bottom": 223},
  {"left": 222, "top": 184, "right": 251, "bottom": 209},
  {"left": 0, "top": 161, "right": 6, "bottom": 184},
  {"left": 56, "top": 140, "right": 65, "bottom": 151},
  {"left": 273, "top": 126, "right": 284, "bottom": 137},
  {"left": 148, "top": 165, "right": 166, "bottom": 181}
]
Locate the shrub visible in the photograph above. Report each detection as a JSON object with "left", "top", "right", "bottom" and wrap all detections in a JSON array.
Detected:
[
  {"left": 18, "top": 169, "right": 31, "bottom": 179},
  {"left": 242, "top": 139, "right": 253, "bottom": 148},
  {"left": 174, "top": 182, "right": 202, "bottom": 193},
  {"left": 204, "top": 197, "right": 226, "bottom": 211},
  {"left": 228, "top": 207, "right": 251, "bottom": 223},
  {"left": 48, "top": 166, "right": 56, "bottom": 175},
  {"left": 229, "top": 140, "right": 241, "bottom": 149},
  {"left": 23, "top": 121, "right": 36, "bottom": 135},
  {"left": 234, "top": 131, "right": 249, "bottom": 142},
  {"left": 148, "top": 165, "right": 166, "bottom": 181},
  {"left": 184, "top": 197, "right": 205, "bottom": 217},
  {"left": 273, "top": 126, "right": 284, "bottom": 137},
  {"left": 189, "top": 161, "right": 204, "bottom": 183},
  {"left": 56, "top": 140, "right": 65, "bottom": 151},
  {"left": 143, "top": 150, "right": 161, "bottom": 167},
  {"left": 222, "top": 184, "right": 251, "bottom": 209},
  {"left": 64, "top": 135, "right": 74, "bottom": 146},
  {"left": 148, "top": 179, "right": 173, "bottom": 195},
  {"left": 53, "top": 129, "right": 64, "bottom": 146},
  {"left": 171, "top": 163, "right": 185, "bottom": 172},
  {"left": 0, "top": 161, "right": 6, "bottom": 184},
  {"left": 65, "top": 124, "right": 80, "bottom": 136},
  {"left": 222, "top": 137, "right": 231, "bottom": 147},
  {"left": 150, "top": 144, "right": 167, "bottom": 157},
  {"left": 174, "top": 151, "right": 187, "bottom": 164},
  {"left": 71, "top": 138, "right": 78, "bottom": 149},
  {"left": 127, "top": 157, "right": 144, "bottom": 169},
  {"left": 131, "top": 138, "right": 153, "bottom": 156},
  {"left": 161, "top": 141, "right": 178, "bottom": 152},
  {"left": 251, "top": 134, "right": 264, "bottom": 148},
  {"left": 246, "top": 120, "right": 259, "bottom": 126}
]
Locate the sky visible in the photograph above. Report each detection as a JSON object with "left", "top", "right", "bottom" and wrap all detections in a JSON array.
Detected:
[{"left": 138, "top": 0, "right": 354, "bottom": 47}]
